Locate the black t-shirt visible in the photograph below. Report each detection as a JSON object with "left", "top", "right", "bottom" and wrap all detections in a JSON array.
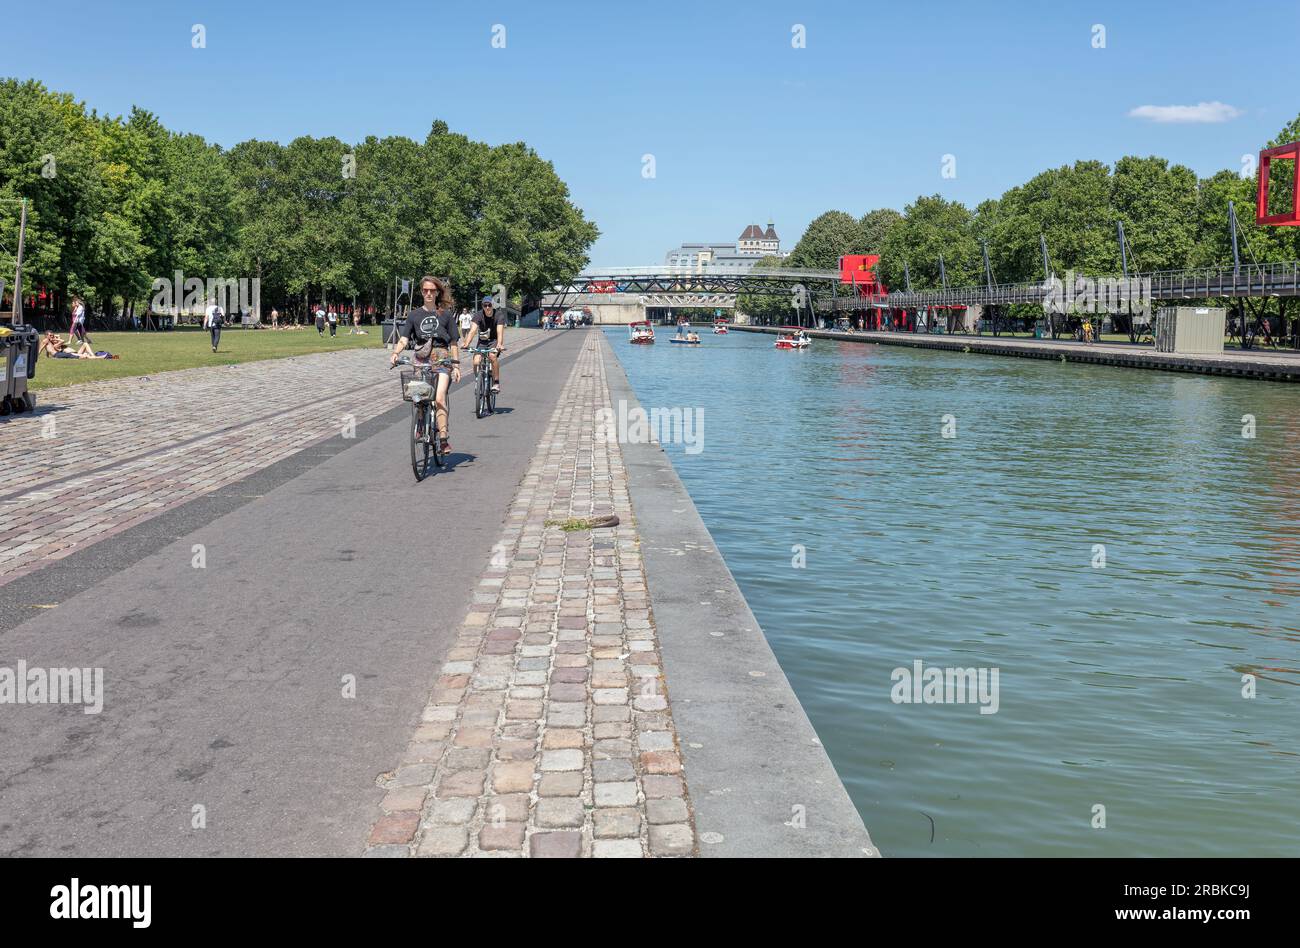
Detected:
[
  {"left": 471, "top": 308, "right": 504, "bottom": 345},
  {"left": 402, "top": 306, "right": 456, "bottom": 348}
]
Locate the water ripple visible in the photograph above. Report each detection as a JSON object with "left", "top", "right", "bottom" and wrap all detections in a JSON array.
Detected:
[{"left": 611, "top": 328, "right": 1300, "bottom": 856}]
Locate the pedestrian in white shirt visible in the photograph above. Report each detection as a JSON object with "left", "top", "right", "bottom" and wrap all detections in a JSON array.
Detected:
[{"left": 204, "top": 302, "right": 225, "bottom": 352}]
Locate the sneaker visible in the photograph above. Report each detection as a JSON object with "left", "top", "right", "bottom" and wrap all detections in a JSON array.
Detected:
[{"left": 491, "top": 382, "right": 500, "bottom": 393}]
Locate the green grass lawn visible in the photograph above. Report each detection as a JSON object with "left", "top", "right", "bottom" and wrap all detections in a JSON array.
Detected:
[{"left": 30, "top": 327, "right": 385, "bottom": 390}]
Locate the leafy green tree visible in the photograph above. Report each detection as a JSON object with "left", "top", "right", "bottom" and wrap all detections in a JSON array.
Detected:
[
  {"left": 1110, "top": 155, "right": 1198, "bottom": 273},
  {"left": 785, "top": 210, "right": 867, "bottom": 270},
  {"left": 984, "top": 161, "right": 1115, "bottom": 283},
  {"left": 878, "top": 194, "right": 979, "bottom": 290},
  {"left": 858, "top": 208, "right": 902, "bottom": 253}
]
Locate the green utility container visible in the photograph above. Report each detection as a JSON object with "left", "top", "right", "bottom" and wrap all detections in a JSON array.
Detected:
[{"left": 1154, "top": 307, "right": 1226, "bottom": 355}]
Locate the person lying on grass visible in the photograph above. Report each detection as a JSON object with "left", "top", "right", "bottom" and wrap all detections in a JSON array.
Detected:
[{"left": 40, "top": 331, "right": 116, "bottom": 359}]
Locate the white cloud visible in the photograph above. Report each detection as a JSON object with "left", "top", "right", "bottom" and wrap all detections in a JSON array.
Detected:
[{"left": 1127, "top": 101, "right": 1243, "bottom": 124}]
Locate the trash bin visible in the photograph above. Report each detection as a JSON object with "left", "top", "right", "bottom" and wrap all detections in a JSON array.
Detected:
[
  {"left": 381, "top": 318, "right": 403, "bottom": 346},
  {"left": 0, "top": 324, "right": 39, "bottom": 415}
]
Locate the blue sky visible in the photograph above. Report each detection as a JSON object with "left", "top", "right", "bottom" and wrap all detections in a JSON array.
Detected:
[{"left": 9, "top": 0, "right": 1297, "bottom": 266}]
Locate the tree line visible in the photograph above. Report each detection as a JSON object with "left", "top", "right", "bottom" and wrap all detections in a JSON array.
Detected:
[
  {"left": 744, "top": 113, "right": 1300, "bottom": 327},
  {"left": 0, "top": 78, "right": 599, "bottom": 324}
]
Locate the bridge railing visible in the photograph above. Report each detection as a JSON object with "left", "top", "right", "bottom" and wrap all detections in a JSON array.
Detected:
[
  {"left": 828, "top": 261, "right": 1300, "bottom": 310},
  {"left": 577, "top": 265, "right": 841, "bottom": 281},
  {"left": 1139, "top": 261, "right": 1300, "bottom": 298},
  {"left": 871, "top": 281, "right": 1052, "bottom": 309}
]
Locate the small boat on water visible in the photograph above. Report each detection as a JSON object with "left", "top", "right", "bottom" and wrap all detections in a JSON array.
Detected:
[
  {"left": 774, "top": 327, "right": 811, "bottom": 350},
  {"left": 713, "top": 318, "right": 729, "bottom": 334},
  {"left": 670, "top": 332, "right": 701, "bottom": 345},
  {"left": 628, "top": 321, "right": 655, "bottom": 344}
]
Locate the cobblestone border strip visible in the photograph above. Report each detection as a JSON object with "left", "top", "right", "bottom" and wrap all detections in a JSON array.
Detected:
[{"left": 366, "top": 334, "right": 697, "bottom": 858}]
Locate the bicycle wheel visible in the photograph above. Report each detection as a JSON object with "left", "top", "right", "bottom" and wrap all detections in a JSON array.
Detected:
[
  {"left": 475, "top": 366, "right": 487, "bottom": 418},
  {"left": 411, "top": 401, "right": 431, "bottom": 481},
  {"left": 487, "top": 375, "right": 496, "bottom": 414}
]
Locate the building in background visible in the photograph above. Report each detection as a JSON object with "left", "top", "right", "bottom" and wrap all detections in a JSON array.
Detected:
[{"left": 665, "top": 221, "right": 787, "bottom": 271}]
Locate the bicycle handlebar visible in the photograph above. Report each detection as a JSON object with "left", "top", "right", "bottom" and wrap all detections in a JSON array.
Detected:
[{"left": 391, "top": 356, "right": 459, "bottom": 368}]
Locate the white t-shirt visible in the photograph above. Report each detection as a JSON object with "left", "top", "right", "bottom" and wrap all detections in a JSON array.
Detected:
[
  {"left": 459, "top": 312, "right": 473, "bottom": 331},
  {"left": 327, "top": 310, "right": 338, "bottom": 323},
  {"left": 204, "top": 304, "right": 223, "bottom": 328}
]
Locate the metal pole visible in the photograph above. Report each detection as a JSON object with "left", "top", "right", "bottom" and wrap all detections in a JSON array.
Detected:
[
  {"left": 1040, "top": 233, "right": 1050, "bottom": 283},
  {"left": 1117, "top": 221, "right": 1133, "bottom": 341},
  {"left": 12, "top": 198, "right": 27, "bottom": 324},
  {"left": 981, "top": 240, "right": 996, "bottom": 335},
  {"left": 939, "top": 254, "right": 948, "bottom": 291},
  {"left": 1229, "top": 200, "right": 1241, "bottom": 274}
]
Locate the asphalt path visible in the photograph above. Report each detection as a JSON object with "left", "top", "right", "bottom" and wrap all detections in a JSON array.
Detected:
[{"left": 0, "top": 328, "right": 586, "bottom": 856}]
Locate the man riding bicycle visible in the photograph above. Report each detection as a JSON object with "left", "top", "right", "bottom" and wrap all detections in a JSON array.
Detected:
[
  {"left": 390, "top": 275, "right": 461, "bottom": 453},
  {"left": 466, "top": 295, "right": 505, "bottom": 393}
]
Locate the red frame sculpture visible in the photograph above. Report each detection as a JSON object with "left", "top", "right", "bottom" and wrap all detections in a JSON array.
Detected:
[{"left": 1256, "top": 141, "right": 1300, "bottom": 226}]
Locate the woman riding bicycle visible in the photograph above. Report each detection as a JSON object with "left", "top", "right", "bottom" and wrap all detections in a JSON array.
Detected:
[{"left": 390, "top": 275, "right": 461, "bottom": 453}]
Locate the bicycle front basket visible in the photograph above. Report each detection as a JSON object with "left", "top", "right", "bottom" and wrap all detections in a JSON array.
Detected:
[
  {"left": 405, "top": 376, "right": 434, "bottom": 402},
  {"left": 399, "top": 367, "right": 423, "bottom": 401}
]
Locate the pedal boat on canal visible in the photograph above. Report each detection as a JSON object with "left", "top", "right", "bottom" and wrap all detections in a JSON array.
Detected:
[
  {"left": 712, "top": 318, "right": 729, "bottom": 334},
  {"left": 774, "top": 327, "right": 811, "bottom": 349},
  {"left": 628, "top": 321, "right": 655, "bottom": 344},
  {"left": 670, "top": 332, "right": 702, "bottom": 345}
]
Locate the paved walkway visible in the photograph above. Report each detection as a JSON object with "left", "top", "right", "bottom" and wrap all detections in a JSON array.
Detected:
[
  {"left": 0, "top": 328, "right": 587, "bottom": 856},
  {"left": 366, "top": 334, "right": 697, "bottom": 858},
  {"left": 0, "top": 332, "right": 548, "bottom": 586}
]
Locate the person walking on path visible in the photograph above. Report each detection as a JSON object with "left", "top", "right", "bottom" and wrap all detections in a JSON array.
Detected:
[
  {"left": 327, "top": 307, "right": 338, "bottom": 337},
  {"left": 315, "top": 305, "right": 326, "bottom": 336},
  {"left": 204, "top": 300, "right": 225, "bottom": 352},
  {"left": 69, "top": 296, "right": 88, "bottom": 344},
  {"left": 458, "top": 307, "right": 474, "bottom": 347}
]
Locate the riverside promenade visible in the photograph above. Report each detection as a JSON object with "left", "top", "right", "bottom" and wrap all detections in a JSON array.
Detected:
[
  {"left": 735, "top": 325, "right": 1300, "bottom": 381},
  {"left": 366, "top": 331, "right": 874, "bottom": 857},
  {"left": 0, "top": 327, "right": 871, "bottom": 858}
]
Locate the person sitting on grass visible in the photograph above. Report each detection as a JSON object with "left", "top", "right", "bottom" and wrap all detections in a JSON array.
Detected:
[{"left": 39, "top": 331, "right": 67, "bottom": 357}]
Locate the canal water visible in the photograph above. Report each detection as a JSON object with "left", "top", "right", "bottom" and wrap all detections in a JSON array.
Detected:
[{"left": 608, "top": 326, "right": 1300, "bottom": 857}]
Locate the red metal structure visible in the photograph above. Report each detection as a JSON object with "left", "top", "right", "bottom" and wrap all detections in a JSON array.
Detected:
[
  {"left": 838, "top": 254, "right": 905, "bottom": 330},
  {"left": 839, "top": 254, "right": 886, "bottom": 296},
  {"left": 1256, "top": 141, "right": 1300, "bottom": 226}
]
